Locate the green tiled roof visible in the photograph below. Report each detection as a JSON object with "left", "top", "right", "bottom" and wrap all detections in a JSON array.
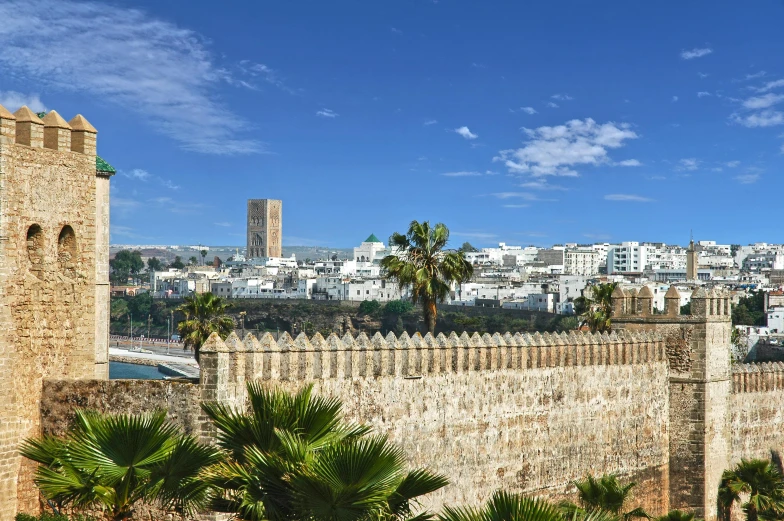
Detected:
[
  {"left": 96, "top": 156, "right": 116, "bottom": 176},
  {"left": 365, "top": 233, "right": 381, "bottom": 243}
]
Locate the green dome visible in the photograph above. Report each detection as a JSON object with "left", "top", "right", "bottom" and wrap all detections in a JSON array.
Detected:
[{"left": 364, "top": 233, "right": 382, "bottom": 243}]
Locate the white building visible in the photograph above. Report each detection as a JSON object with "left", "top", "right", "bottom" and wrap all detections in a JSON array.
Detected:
[
  {"left": 353, "top": 234, "right": 388, "bottom": 263},
  {"left": 607, "top": 242, "right": 648, "bottom": 274},
  {"left": 564, "top": 249, "right": 601, "bottom": 276},
  {"left": 767, "top": 307, "right": 784, "bottom": 333}
]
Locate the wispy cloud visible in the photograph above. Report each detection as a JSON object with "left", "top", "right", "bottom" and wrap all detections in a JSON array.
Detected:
[
  {"left": 495, "top": 118, "right": 639, "bottom": 177},
  {"left": 423, "top": 119, "right": 438, "bottom": 126},
  {"left": 452, "top": 231, "right": 497, "bottom": 239},
  {"left": 442, "top": 171, "right": 482, "bottom": 177},
  {"left": 756, "top": 79, "right": 784, "bottom": 93},
  {"left": 390, "top": 27, "right": 402, "bottom": 34},
  {"left": 617, "top": 159, "right": 642, "bottom": 167},
  {"left": 745, "top": 71, "right": 767, "bottom": 81},
  {"left": 680, "top": 47, "right": 713, "bottom": 60},
  {"left": 672, "top": 96, "right": 679, "bottom": 102},
  {"left": 735, "top": 174, "right": 760, "bottom": 184},
  {"left": 697, "top": 91, "right": 711, "bottom": 98},
  {"left": 551, "top": 93, "right": 574, "bottom": 101},
  {"left": 121, "top": 169, "right": 151, "bottom": 181},
  {"left": 604, "top": 194, "right": 654, "bottom": 202},
  {"left": 518, "top": 180, "right": 567, "bottom": 190},
  {"left": 0, "top": 91, "right": 46, "bottom": 112},
  {"left": 213, "top": 222, "right": 232, "bottom": 227},
  {"left": 0, "top": 0, "right": 263, "bottom": 154},
  {"left": 742, "top": 93, "right": 784, "bottom": 110},
  {"left": 698, "top": 72, "right": 709, "bottom": 78},
  {"left": 677, "top": 158, "right": 700, "bottom": 171},
  {"left": 731, "top": 110, "right": 784, "bottom": 128},
  {"left": 316, "top": 108, "right": 338, "bottom": 118},
  {"left": 502, "top": 204, "right": 529, "bottom": 208},
  {"left": 454, "top": 126, "right": 478, "bottom": 139},
  {"left": 725, "top": 160, "right": 741, "bottom": 168},
  {"left": 520, "top": 106, "right": 537, "bottom": 115},
  {"left": 237, "top": 61, "right": 298, "bottom": 94},
  {"left": 546, "top": 102, "right": 559, "bottom": 108}
]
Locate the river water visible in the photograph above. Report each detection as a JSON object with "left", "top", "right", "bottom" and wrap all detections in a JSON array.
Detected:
[{"left": 109, "top": 361, "right": 165, "bottom": 380}]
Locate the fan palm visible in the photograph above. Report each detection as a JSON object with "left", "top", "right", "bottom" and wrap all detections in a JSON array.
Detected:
[
  {"left": 177, "top": 291, "right": 234, "bottom": 364},
  {"left": 655, "top": 511, "right": 699, "bottom": 521},
  {"left": 560, "top": 474, "right": 649, "bottom": 521},
  {"left": 439, "top": 490, "right": 620, "bottom": 521},
  {"left": 719, "top": 458, "right": 784, "bottom": 521},
  {"left": 19, "top": 410, "right": 222, "bottom": 521},
  {"left": 575, "top": 283, "right": 618, "bottom": 333},
  {"left": 381, "top": 220, "right": 473, "bottom": 335},
  {"left": 203, "top": 383, "right": 448, "bottom": 521}
]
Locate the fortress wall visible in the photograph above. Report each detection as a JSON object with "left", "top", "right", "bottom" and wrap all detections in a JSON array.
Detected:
[
  {"left": 730, "top": 363, "right": 784, "bottom": 462},
  {"left": 198, "top": 329, "right": 671, "bottom": 513}
]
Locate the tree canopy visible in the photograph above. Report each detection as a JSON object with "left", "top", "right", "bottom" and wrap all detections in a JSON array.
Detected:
[
  {"left": 170, "top": 256, "right": 185, "bottom": 270},
  {"left": 459, "top": 242, "right": 479, "bottom": 253},
  {"left": 109, "top": 250, "right": 144, "bottom": 284},
  {"left": 147, "top": 256, "right": 163, "bottom": 272}
]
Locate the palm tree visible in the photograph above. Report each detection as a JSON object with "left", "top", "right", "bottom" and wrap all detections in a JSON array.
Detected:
[
  {"left": 719, "top": 458, "right": 784, "bottom": 521},
  {"left": 19, "top": 410, "right": 221, "bottom": 521},
  {"left": 656, "top": 511, "right": 700, "bottom": 521},
  {"left": 560, "top": 474, "right": 648, "bottom": 521},
  {"left": 575, "top": 283, "right": 618, "bottom": 333},
  {"left": 177, "top": 292, "right": 234, "bottom": 364},
  {"left": 439, "top": 490, "right": 620, "bottom": 521},
  {"left": 203, "top": 383, "right": 448, "bottom": 521},
  {"left": 381, "top": 220, "right": 473, "bottom": 335}
]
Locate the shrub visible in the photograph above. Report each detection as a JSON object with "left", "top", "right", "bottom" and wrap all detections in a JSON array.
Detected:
[{"left": 358, "top": 299, "right": 381, "bottom": 315}]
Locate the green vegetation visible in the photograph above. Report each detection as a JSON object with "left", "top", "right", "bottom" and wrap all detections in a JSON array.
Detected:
[
  {"left": 109, "top": 249, "right": 143, "bottom": 285},
  {"left": 719, "top": 458, "right": 784, "bottom": 521},
  {"left": 459, "top": 241, "right": 479, "bottom": 253},
  {"left": 358, "top": 299, "right": 382, "bottom": 315},
  {"left": 177, "top": 292, "right": 234, "bottom": 364},
  {"left": 382, "top": 220, "right": 473, "bottom": 335},
  {"left": 202, "top": 383, "right": 447, "bottom": 521},
  {"left": 146, "top": 256, "right": 163, "bottom": 272},
  {"left": 16, "top": 514, "right": 96, "bottom": 521},
  {"left": 560, "top": 474, "right": 648, "bottom": 521},
  {"left": 20, "top": 410, "right": 221, "bottom": 521},
  {"left": 575, "top": 283, "right": 618, "bottom": 333},
  {"left": 732, "top": 290, "right": 765, "bottom": 327},
  {"left": 169, "top": 256, "right": 185, "bottom": 269}
]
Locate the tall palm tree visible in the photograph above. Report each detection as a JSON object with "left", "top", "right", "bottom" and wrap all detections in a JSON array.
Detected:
[
  {"left": 719, "top": 458, "right": 784, "bottom": 521},
  {"left": 177, "top": 291, "right": 234, "bottom": 364},
  {"left": 381, "top": 220, "right": 473, "bottom": 335},
  {"left": 656, "top": 511, "right": 700, "bottom": 521},
  {"left": 560, "top": 474, "right": 648, "bottom": 521},
  {"left": 203, "top": 383, "right": 448, "bottom": 521},
  {"left": 19, "top": 410, "right": 221, "bottom": 521},
  {"left": 575, "top": 283, "right": 618, "bottom": 333},
  {"left": 439, "top": 490, "right": 620, "bottom": 521}
]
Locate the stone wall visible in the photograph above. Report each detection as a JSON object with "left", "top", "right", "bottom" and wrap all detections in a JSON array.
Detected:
[
  {"left": 730, "top": 363, "right": 784, "bottom": 462},
  {"left": 0, "top": 105, "right": 106, "bottom": 520}
]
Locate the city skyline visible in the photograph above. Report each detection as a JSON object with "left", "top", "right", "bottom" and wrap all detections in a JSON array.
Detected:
[{"left": 2, "top": 1, "right": 783, "bottom": 246}]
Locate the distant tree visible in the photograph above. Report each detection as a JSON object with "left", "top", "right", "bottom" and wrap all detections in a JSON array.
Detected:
[
  {"left": 358, "top": 299, "right": 381, "bottom": 315},
  {"left": 555, "top": 315, "right": 579, "bottom": 332},
  {"left": 128, "top": 292, "right": 152, "bottom": 319},
  {"left": 177, "top": 292, "right": 233, "bottom": 364},
  {"left": 200, "top": 249, "right": 208, "bottom": 264},
  {"left": 732, "top": 291, "right": 766, "bottom": 326},
  {"left": 170, "top": 256, "right": 185, "bottom": 270},
  {"left": 384, "top": 300, "right": 414, "bottom": 316},
  {"left": 382, "top": 221, "right": 473, "bottom": 335},
  {"left": 459, "top": 242, "right": 479, "bottom": 253},
  {"left": 680, "top": 302, "right": 691, "bottom": 315},
  {"left": 576, "top": 283, "right": 619, "bottom": 333},
  {"left": 189, "top": 256, "right": 198, "bottom": 266},
  {"left": 331, "top": 254, "right": 338, "bottom": 261},
  {"left": 147, "top": 256, "right": 163, "bottom": 272},
  {"left": 731, "top": 244, "right": 741, "bottom": 257},
  {"left": 110, "top": 298, "right": 129, "bottom": 320},
  {"left": 109, "top": 249, "right": 144, "bottom": 284}
]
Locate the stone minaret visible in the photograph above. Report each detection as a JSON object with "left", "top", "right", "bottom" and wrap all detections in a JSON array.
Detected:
[
  {"left": 686, "top": 238, "right": 698, "bottom": 281},
  {"left": 247, "top": 199, "right": 282, "bottom": 258}
]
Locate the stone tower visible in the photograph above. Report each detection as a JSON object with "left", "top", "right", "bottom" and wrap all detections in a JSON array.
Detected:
[
  {"left": 247, "top": 199, "right": 282, "bottom": 258},
  {"left": 686, "top": 239, "right": 698, "bottom": 281},
  {"left": 613, "top": 285, "right": 732, "bottom": 521},
  {"left": 0, "top": 104, "right": 112, "bottom": 518}
]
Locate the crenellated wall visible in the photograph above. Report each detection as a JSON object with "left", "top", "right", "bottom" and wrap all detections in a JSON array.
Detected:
[{"left": 730, "top": 363, "right": 784, "bottom": 463}]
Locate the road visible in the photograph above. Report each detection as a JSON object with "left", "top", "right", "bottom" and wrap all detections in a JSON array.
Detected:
[
  {"left": 110, "top": 338, "right": 196, "bottom": 362},
  {"left": 109, "top": 348, "right": 199, "bottom": 366}
]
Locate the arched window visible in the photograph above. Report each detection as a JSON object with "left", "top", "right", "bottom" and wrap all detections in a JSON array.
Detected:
[
  {"left": 58, "top": 225, "right": 77, "bottom": 276},
  {"left": 27, "top": 224, "right": 44, "bottom": 277}
]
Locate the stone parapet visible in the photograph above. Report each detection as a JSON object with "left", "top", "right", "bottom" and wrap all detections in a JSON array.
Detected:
[{"left": 732, "top": 362, "right": 784, "bottom": 393}]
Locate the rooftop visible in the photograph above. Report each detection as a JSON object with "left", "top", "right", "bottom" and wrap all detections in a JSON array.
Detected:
[{"left": 365, "top": 233, "right": 382, "bottom": 243}]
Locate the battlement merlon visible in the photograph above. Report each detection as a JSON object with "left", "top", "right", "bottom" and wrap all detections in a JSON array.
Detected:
[
  {"left": 0, "top": 104, "right": 98, "bottom": 157},
  {"left": 198, "top": 329, "right": 666, "bottom": 385}
]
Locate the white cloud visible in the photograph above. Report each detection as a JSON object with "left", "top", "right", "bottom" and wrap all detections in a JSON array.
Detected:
[
  {"left": 781, "top": 143, "right": 784, "bottom": 154},
  {"left": 672, "top": 96, "right": 679, "bottom": 102},
  {"left": 423, "top": 119, "right": 438, "bottom": 125},
  {"left": 213, "top": 222, "right": 232, "bottom": 227},
  {"left": 546, "top": 102, "right": 559, "bottom": 108},
  {"left": 452, "top": 231, "right": 497, "bottom": 239},
  {"left": 725, "top": 160, "right": 741, "bottom": 168},
  {"left": 494, "top": 118, "right": 639, "bottom": 177},
  {"left": 698, "top": 72, "right": 709, "bottom": 78},
  {"left": 617, "top": 159, "right": 642, "bottom": 167},
  {"left": 490, "top": 192, "right": 541, "bottom": 200},
  {"left": 238, "top": 61, "right": 298, "bottom": 94},
  {"left": 756, "top": 79, "right": 784, "bottom": 93},
  {"left": 731, "top": 110, "right": 784, "bottom": 128},
  {"left": 604, "top": 194, "right": 654, "bottom": 202},
  {"left": 442, "top": 171, "right": 482, "bottom": 177},
  {"left": 390, "top": 27, "right": 402, "bottom": 34},
  {"left": 0, "top": 91, "right": 46, "bottom": 112},
  {"left": 316, "top": 108, "right": 338, "bottom": 118},
  {"left": 742, "top": 93, "right": 784, "bottom": 110},
  {"left": 677, "top": 158, "right": 700, "bottom": 171},
  {"left": 455, "top": 126, "right": 478, "bottom": 139},
  {"left": 0, "top": 0, "right": 263, "bottom": 154},
  {"left": 697, "top": 91, "right": 711, "bottom": 98},
  {"left": 502, "top": 204, "right": 529, "bottom": 208},
  {"left": 551, "top": 93, "right": 574, "bottom": 101},
  {"left": 746, "top": 71, "right": 767, "bottom": 80},
  {"left": 735, "top": 174, "right": 760, "bottom": 184},
  {"left": 121, "top": 169, "right": 151, "bottom": 181},
  {"left": 518, "top": 180, "right": 567, "bottom": 190},
  {"left": 680, "top": 47, "right": 713, "bottom": 60},
  {"left": 520, "top": 107, "right": 537, "bottom": 115}
]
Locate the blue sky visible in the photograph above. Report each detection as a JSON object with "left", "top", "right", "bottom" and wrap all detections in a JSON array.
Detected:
[{"left": 1, "top": 1, "right": 783, "bottom": 248}]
